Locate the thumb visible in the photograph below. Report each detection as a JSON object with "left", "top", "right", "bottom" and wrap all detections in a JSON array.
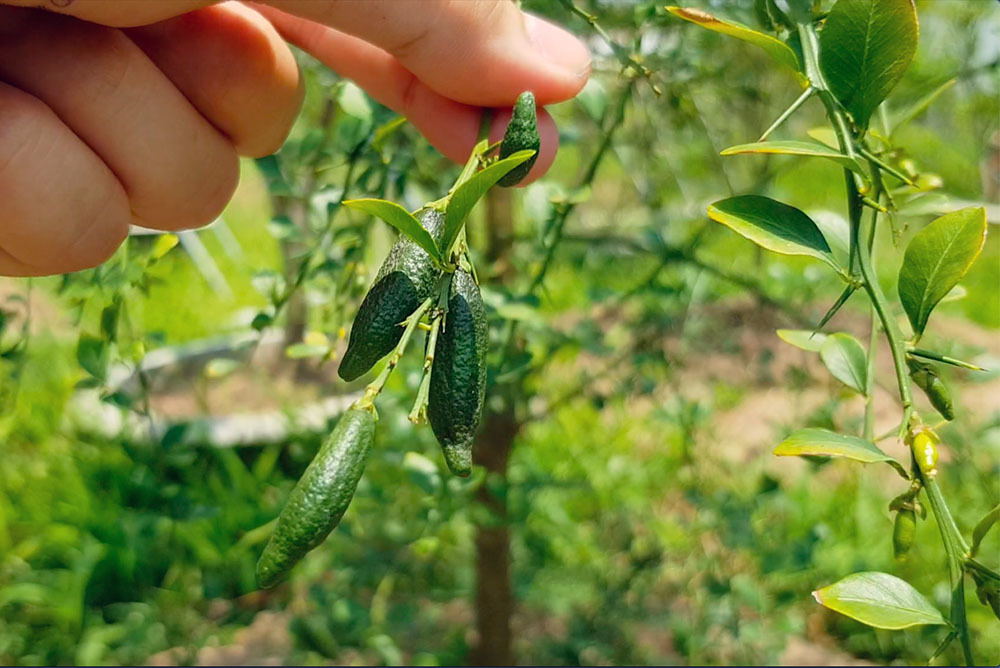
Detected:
[{"left": 261, "top": 0, "right": 590, "bottom": 106}]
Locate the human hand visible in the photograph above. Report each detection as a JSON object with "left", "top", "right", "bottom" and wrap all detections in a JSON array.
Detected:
[{"left": 0, "top": 1, "right": 589, "bottom": 276}]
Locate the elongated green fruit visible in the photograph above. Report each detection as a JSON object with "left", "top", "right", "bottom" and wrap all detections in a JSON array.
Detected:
[
  {"left": 498, "top": 91, "right": 541, "bottom": 187},
  {"left": 256, "top": 407, "right": 375, "bottom": 588},
  {"left": 339, "top": 209, "right": 445, "bottom": 381},
  {"left": 892, "top": 508, "right": 916, "bottom": 560},
  {"left": 427, "top": 270, "right": 487, "bottom": 476},
  {"left": 908, "top": 359, "right": 954, "bottom": 421}
]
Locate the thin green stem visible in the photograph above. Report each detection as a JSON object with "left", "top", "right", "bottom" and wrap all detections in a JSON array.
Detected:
[
  {"left": 859, "top": 147, "right": 916, "bottom": 187},
  {"left": 922, "top": 473, "right": 974, "bottom": 665},
  {"left": 558, "top": 0, "right": 660, "bottom": 94},
  {"left": 758, "top": 87, "right": 815, "bottom": 141},
  {"left": 409, "top": 313, "right": 442, "bottom": 424},
  {"left": 855, "top": 184, "right": 913, "bottom": 426},
  {"left": 530, "top": 81, "right": 632, "bottom": 292},
  {"left": 864, "top": 305, "right": 878, "bottom": 440}
]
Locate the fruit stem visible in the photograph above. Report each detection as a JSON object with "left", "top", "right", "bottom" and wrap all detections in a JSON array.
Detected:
[
  {"left": 859, "top": 146, "right": 917, "bottom": 187},
  {"left": 408, "top": 271, "right": 454, "bottom": 422},
  {"left": 408, "top": 313, "right": 442, "bottom": 424}
]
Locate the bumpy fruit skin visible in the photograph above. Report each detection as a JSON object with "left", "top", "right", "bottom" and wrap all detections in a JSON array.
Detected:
[
  {"left": 256, "top": 407, "right": 375, "bottom": 588},
  {"left": 427, "top": 270, "right": 487, "bottom": 476},
  {"left": 892, "top": 508, "right": 916, "bottom": 560},
  {"left": 908, "top": 360, "right": 954, "bottom": 421},
  {"left": 339, "top": 209, "right": 445, "bottom": 381},
  {"left": 498, "top": 91, "right": 541, "bottom": 187}
]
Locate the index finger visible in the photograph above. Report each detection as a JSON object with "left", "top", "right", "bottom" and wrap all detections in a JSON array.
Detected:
[{"left": 2, "top": 0, "right": 590, "bottom": 107}]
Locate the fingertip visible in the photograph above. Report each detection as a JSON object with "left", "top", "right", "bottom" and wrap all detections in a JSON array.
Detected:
[{"left": 523, "top": 14, "right": 592, "bottom": 104}]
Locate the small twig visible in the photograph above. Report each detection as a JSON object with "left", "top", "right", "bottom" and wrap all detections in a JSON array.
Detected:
[
  {"left": 759, "top": 87, "right": 815, "bottom": 141},
  {"left": 557, "top": 0, "right": 661, "bottom": 95}
]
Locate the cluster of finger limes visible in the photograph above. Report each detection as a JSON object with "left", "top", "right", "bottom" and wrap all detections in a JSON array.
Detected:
[{"left": 256, "top": 93, "right": 540, "bottom": 588}]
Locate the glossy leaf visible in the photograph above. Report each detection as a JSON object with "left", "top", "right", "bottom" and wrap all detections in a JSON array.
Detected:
[
  {"left": 775, "top": 429, "right": 901, "bottom": 472},
  {"left": 666, "top": 7, "right": 803, "bottom": 75},
  {"left": 344, "top": 199, "right": 442, "bottom": 262},
  {"left": 721, "top": 140, "right": 865, "bottom": 175},
  {"left": 708, "top": 196, "right": 838, "bottom": 269},
  {"left": 819, "top": 0, "right": 918, "bottom": 128},
  {"left": 776, "top": 329, "right": 828, "bottom": 352},
  {"left": 100, "top": 302, "right": 119, "bottom": 342},
  {"left": 441, "top": 150, "right": 535, "bottom": 256},
  {"left": 811, "top": 211, "right": 851, "bottom": 266},
  {"left": 820, "top": 332, "right": 868, "bottom": 394},
  {"left": 898, "top": 207, "right": 987, "bottom": 337},
  {"left": 76, "top": 334, "right": 109, "bottom": 381},
  {"left": 812, "top": 572, "right": 948, "bottom": 629}
]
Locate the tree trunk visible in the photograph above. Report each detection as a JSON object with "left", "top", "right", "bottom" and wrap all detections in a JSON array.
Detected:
[
  {"left": 471, "top": 188, "right": 520, "bottom": 666},
  {"left": 471, "top": 402, "right": 518, "bottom": 666}
]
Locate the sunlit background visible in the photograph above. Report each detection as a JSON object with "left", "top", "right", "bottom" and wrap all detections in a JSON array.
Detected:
[{"left": 1, "top": 0, "right": 997, "bottom": 665}]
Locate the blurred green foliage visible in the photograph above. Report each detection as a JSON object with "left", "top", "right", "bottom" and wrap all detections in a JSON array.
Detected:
[{"left": 1, "top": 0, "right": 997, "bottom": 665}]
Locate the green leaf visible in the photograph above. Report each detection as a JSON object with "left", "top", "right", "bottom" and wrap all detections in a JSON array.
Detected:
[
  {"left": 666, "top": 6, "right": 803, "bottom": 76},
  {"left": 721, "top": 140, "right": 866, "bottom": 175},
  {"left": 344, "top": 199, "right": 442, "bottom": 262},
  {"left": 707, "top": 196, "right": 838, "bottom": 269},
  {"left": 441, "top": 150, "right": 535, "bottom": 256},
  {"left": 372, "top": 116, "right": 407, "bottom": 158},
  {"left": 100, "top": 301, "right": 120, "bottom": 342},
  {"left": 777, "top": 329, "right": 828, "bottom": 352},
  {"left": 76, "top": 334, "right": 109, "bottom": 382},
  {"left": 819, "top": 0, "right": 919, "bottom": 129},
  {"left": 971, "top": 505, "right": 999, "bottom": 558},
  {"left": 812, "top": 572, "right": 948, "bottom": 630},
  {"left": 820, "top": 332, "right": 868, "bottom": 394},
  {"left": 811, "top": 211, "right": 851, "bottom": 266},
  {"left": 775, "top": 428, "right": 901, "bottom": 470},
  {"left": 898, "top": 207, "right": 987, "bottom": 337}
]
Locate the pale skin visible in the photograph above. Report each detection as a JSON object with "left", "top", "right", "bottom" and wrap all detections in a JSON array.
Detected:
[{"left": 0, "top": 0, "right": 591, "bottom": 276}]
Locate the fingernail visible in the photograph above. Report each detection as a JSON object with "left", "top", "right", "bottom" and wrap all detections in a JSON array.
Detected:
[{"left": 525, "top": 14, "right": 592, "bottom": 80}]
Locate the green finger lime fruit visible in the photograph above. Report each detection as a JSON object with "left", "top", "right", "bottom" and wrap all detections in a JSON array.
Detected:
[
  {"left": 427, "top": 269, "right": 487, "bottom": 476},
  {"left": 256, "top": 407, "right": 375, "bottom": 588},
  {"left": 892, "top": 508, "right": 916, "bottom": 560},
  {"left": 908, "top": 359, "right": 954, "bottom": 421},
  {"left": 498, "top": 91, "right": 541, "bottom": 188},
  {"left": 339, "top": 209, "right": 445, "bottom": 381}
]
